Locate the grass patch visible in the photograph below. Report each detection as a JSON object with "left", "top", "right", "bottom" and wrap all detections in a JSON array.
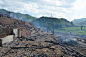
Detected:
[{"left": 55, "top": 27, "right": 86, "bottom": 35}]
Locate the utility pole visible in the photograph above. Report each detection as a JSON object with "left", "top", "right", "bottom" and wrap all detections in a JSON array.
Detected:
[{"left": 51, "top": 14, "right": 52, "bottom": 17}]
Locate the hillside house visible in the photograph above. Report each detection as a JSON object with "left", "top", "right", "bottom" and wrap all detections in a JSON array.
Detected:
[{"left": 0, "top": 12, "right": 14, "bottom": 18}]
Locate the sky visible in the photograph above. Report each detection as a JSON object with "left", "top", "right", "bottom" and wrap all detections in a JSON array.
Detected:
[{"left": 0, "top": 0, "right": 86, "bottom": 21}]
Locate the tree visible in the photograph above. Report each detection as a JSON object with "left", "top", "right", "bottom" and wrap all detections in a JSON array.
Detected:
[
  {"left": 47, "top": 17, "right": 54, "bottom": 34},
  {"left": 51, "top": 18, "right": 54, "bottom": 34},
  {"left": 81, "top": 25, "right": 83, "bottom": 30}
]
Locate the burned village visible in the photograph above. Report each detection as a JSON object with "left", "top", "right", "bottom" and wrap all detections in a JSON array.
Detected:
[{"left": 0, "top": 11, "right": 86, "bottom": 57}]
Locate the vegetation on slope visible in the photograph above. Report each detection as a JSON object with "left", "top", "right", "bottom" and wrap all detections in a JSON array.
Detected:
[
  {"left": 33, "top": 16, "right": 74, "bottom": 30},
  {"left": 0, "top": 9, "right": 38, "bottom": 22},
  {"left": 56, "top": 27, "right": 86, "bottom": 35},
  {"left": 0, "top": 9, "right": 74, "bottom": 30}
]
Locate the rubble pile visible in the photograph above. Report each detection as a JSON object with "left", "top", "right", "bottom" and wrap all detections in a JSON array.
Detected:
[
  {"left": 0, "top": 28, "right": 13, "bottom": 38},
  {"left": 0, "top": 16, "right": 25, "bottom": 26},
  {"left": 0, "top": 33, "right": 85, "bottom": 57}
]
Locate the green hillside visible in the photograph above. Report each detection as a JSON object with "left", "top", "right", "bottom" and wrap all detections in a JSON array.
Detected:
[
  {"left": 14, "top": 13, "right": 37, "bottom": 22},
  {"left": 0, "top": 9, "right": 74, "bottom": 30},
  {"left": 0, "top": 9, "right": 38, "bottom": 22},
  {"left": 0, "top": 9, "right": 9, "bottom": 13},
  {"left": 33, "top": 16, "right": 74, "bottom": 30}
]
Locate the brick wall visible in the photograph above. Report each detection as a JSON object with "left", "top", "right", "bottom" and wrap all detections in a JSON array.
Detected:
[
  {"left": 21, "top": 28, "right": 27, "bottom": 37},
  {"left": 21, "top": 28, "right": 31, "bottom": 37},
  {"left": 25, "top": 22, "right": 29, "bottom": 25}
]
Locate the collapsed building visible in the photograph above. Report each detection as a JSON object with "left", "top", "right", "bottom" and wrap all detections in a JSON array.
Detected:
[
  {"left": 0, "top": 12, "right": 14, "bottom": 18},
  {"left": 0, "top": 13, "right": 36, "bottom": 47},
  {"left": 0, "top": 28, "right": 21, "bottom": 47}
]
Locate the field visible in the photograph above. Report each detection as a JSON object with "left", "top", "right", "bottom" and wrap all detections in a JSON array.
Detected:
[{"left": 55, "top": 27, "right": 86, "bottom": 35}]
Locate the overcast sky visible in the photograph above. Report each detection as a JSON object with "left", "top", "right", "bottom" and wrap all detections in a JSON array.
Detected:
[{"left": 0, "top": 0, "right": 86, "bottom": 21}]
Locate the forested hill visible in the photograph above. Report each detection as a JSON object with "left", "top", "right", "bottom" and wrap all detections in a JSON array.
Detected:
[
  {"left": 0, "top": 9, "right": 38, "bottom": 22},
  {"left": 32, "top": 16, "right": 74, "bottom": 30},
  {"left": 0, "top": 9, "right": 74, "bottom": 29}
]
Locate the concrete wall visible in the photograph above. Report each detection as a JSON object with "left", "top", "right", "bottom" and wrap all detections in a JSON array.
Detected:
[
  {"left": 18, "top": 29, "right": 21, "bottom": 37},
  {"left": 1, "top": 35, "right": 14, "bottom": 44},
  {"left": 13, "top": 29, "right": 18, "bottom": 38},
  {"left": 0, "top": 28, "right": 21, "bottom": 45},
  {"left": 13, "top": 29, "right": 21, "bottom": 38}
]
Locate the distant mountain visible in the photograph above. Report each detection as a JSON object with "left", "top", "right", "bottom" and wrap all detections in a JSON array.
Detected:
[
  {"left": 0, "top": 9, "right": 9, "bottom": 13},
  {"left": 72, "top": 18, "right": 86, "bottom": 26},
  {"left": 0, "top": 9, "right": 38, "bottom": 22}
]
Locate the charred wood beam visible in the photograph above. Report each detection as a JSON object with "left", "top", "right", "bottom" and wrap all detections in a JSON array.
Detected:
[
  {"left": 11, "top": 44, "right": 56, "bottom": 50},
  {"left": 28, "top": 39, "right": 34, "bottom": 41},
  {"left": 11, "top": 47, "right": 30, "bottom": 49},
  {"left": 45, "top": 40, "right": 59, "bottom": 45},
  {"left": 2, "top": 48, "right": 11, "bottom": 56},
  {"left": 18, "top": 36, "right": 35, "bottom": 41}
]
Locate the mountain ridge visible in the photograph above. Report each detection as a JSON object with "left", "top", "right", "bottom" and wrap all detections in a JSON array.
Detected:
[
  {"left": 0, "top": 9, "right": 38, "bottom": 22},
  {"left": 0, "top": 9, "right": 74, "bottom": 29},
  {"left": 72, "top": 18, "right": 86, "bottom": 26}
]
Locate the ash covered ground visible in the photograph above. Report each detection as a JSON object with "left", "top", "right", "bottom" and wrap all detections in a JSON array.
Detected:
[{"left": 0, "top": 27, "right": 86, "bottom": 57}]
